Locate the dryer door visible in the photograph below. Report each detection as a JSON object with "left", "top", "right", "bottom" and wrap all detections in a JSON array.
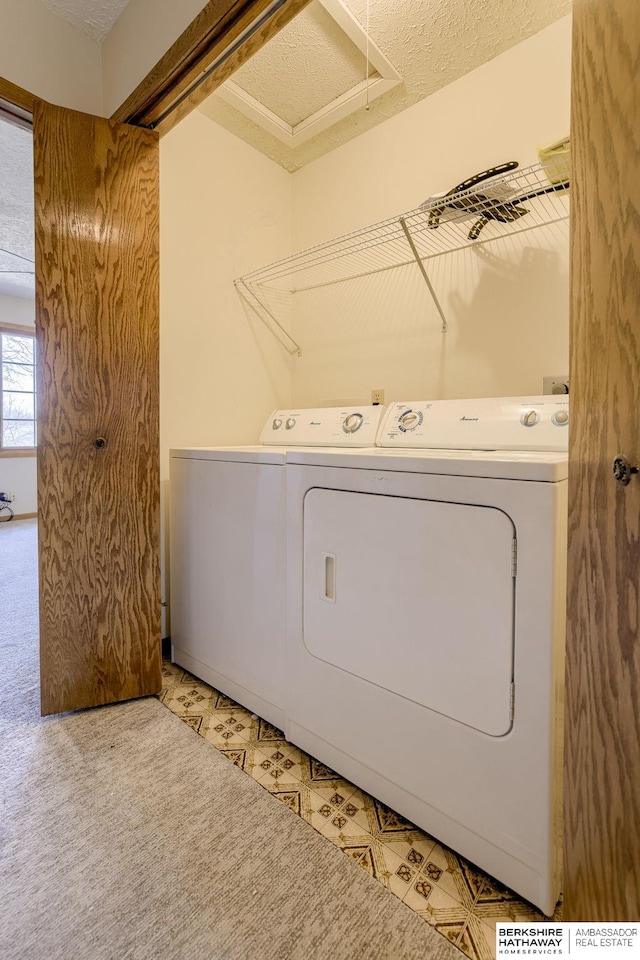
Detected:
[{"left": 303, "top": 489, "right": 515, "bottom": 736}]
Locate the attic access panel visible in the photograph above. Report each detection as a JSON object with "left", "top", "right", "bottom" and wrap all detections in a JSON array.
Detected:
[{"left": 215, "top": 0, "right": 401, "bottom": 147}]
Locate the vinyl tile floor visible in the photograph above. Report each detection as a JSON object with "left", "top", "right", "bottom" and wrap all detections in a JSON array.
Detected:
[{"left": 159, "top": 660, "right": 562, "bottom": 960}]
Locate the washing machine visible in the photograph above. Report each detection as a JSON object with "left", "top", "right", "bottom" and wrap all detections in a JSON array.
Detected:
[
  {"left": 284, "top": 396, "right": 568, "bottom": 914},
  {"left": 169, "top": 405, "right": 385, "bottom": 728}
]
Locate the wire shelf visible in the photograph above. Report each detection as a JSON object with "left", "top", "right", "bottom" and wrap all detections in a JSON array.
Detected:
[{"left": 235, "top": 160, "right": 570, "bottom": 354}]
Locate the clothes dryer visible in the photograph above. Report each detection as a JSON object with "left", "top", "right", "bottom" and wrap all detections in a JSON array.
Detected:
[
  {"left": 284, "top": 396, "right": 568, "bottom": 914},
  {"left": 169, "top": 405, "right": 385, "bottom": 728}
]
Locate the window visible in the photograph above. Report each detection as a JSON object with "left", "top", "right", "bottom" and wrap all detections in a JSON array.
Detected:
[{"left": 1, "top": 328, "right": 36, "bottom": 449}]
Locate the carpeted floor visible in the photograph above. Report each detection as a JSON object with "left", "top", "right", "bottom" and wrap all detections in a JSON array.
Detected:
[{"left": 0, "top": 519, "right": 462, "bottom": 960}]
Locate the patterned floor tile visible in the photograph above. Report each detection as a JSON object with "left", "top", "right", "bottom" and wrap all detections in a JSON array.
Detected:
[
  {"left": 472, "top": 873, "right": 555, "bottom": 923},
  {"left": 178, "top": 715, "right": 204, "bottom": 734},
  {"left": 403, "top": 869, "right": 470, "bottom": 917},
  {"left": 253, "top": 744, "right": 308, "bottom": 782},
  {"left": 297, "top": 755, "right": 354, "bottom": 792},
  {"left": 271, "top": 786, "right": 306, "bottom": 816},
  {"left": 368, "top": 797, "right": 420, "bottom": 838},
  {"left": 319, "top": 785, "right": 370, "bottom": 833},
  {"left": 368, "top": 838, "right": 416, "bottom": 899},
  {"left": 456, "top": 915, "right": 496, "bottom": 960},
  {"left": 302, "top": 789, "right": 368, "bottom": 843},
  {"left": 384, "top": 834, "right": 439, "bottom": 873},
  {"left": 163, "top": 683, "right": 214, "bottom": 713},
  {"left": 480, "top": 921, "right": 499, "bottom": 960},
  {"left": 217, "top": 745, "right": 251, "bottom": 770},
  {"left": 201, "top": 716, "right": 253, "bottom": 751},
  {"left": 158, "top": 659, "right": 561, "bottom": 960}
]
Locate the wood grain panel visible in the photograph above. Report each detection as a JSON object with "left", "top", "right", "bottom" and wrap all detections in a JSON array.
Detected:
[
  {"left": 34, "top": 102, "right": 161, "bottom": 716},
  {"left": 565, "top": 0, "right": 640, "bottom": 919},
  {"left": 111, "top": 0, "right": 311, "bottom": 134}
]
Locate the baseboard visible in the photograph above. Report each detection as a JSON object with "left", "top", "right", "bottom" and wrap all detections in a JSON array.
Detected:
[{"left": 10, "top": 512, "right": 38, "bottom": 520}]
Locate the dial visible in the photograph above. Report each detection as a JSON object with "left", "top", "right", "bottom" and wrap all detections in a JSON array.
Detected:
[
  {"left": 398, "top": 410, "right": 423, "bottom": 432},
  {"left": 343, "top": 413, "right": 363, "bottom": 434},
  {"left": 272, "top": 418, "right": 283, "bottom": 430},
  {"left": 285, "top": 417, "right": 296, "bottom": 430},
  {"left": 552, "top": 409, "right": 569, "bottom": 426},
  {"left": 521, "top": 409, "right": 539, "bottom": 427}
]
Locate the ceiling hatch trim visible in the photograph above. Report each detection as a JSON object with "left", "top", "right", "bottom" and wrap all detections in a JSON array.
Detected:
[{"left": 215, "top": 0, "right": 401, "bottom": 147}]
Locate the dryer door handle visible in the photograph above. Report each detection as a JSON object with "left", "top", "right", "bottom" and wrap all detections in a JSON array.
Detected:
[{"left": 322, "top": 552, "right": 336, "bottom": 602}]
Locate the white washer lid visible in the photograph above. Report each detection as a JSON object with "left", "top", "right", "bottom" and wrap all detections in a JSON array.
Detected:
[{"left": 170, "top": 445, "right": 288, "bottom": 463}]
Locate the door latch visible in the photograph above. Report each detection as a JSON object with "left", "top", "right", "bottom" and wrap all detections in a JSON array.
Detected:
[{"left": 612, "top": 455, "right": 638, "bottom": 487}]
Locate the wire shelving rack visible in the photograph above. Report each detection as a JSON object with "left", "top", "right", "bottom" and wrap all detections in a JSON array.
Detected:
[{"left": 234, "top": 160, "right": 570, "bottom": 356}]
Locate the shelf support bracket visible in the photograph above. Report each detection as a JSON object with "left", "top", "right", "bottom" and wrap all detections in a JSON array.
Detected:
[
  {"left": 399, "top": 218, "right": 447, "bottom": 333},
  {"left": 235, "top": 279, "right": 302, "bottom": 357}
]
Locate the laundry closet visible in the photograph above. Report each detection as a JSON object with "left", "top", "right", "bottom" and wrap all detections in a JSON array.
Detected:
[{"left": 160, "top": 3, "right": 573, "bottom": 920}]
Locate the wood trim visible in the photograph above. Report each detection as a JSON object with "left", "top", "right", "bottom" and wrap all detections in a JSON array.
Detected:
[
  {"left": 110, "top": 0, "right": 312, "bottom": 135},
  {"left": 0, "top": 322, "right": 35, "bottom": 334},
  {"left": 0, "top": 449, "right": 36, "bottom": 458},
  {"left": 0, "top": 77, "right": 36, "bottom": 117},
  {"left": 564, "top": 0, "right": 640, "bottom": 921},
  {"left": 12, "top": 512, "right": 38, "bottom": 520}
]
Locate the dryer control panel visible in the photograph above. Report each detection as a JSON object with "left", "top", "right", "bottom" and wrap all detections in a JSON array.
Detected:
[
  {"left": 379, "top": 396, "right": 569, "bottom": 451},
  {"left": 260, "top": 405, "right": 386, "bottom": 446}
]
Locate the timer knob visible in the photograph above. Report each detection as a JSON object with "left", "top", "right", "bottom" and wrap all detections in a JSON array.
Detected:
[
  {"left": 272, "top": 418, "right": 283, "bottom": 430},
  {"left": 285, "top": 417, "right": 296, "bottom": 430},
  {"left": 343, "top": 413, "right": 364, "bottom": 434},
  {"left": 399, "top": 411, "right": 420, "bottom": 430},
  {"left": 553, "top": 410, "right": 569, "bottom": 426},
  {"left": 521, "top": 410, "right": 539, "bottom": 427}
]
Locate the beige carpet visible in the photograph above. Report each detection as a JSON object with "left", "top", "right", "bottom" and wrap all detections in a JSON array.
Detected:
[{"left": 0, "top": 520, "right": 462, "bottom": 960}]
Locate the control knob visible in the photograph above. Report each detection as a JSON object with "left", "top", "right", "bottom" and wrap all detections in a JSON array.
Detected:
[
  {"left": 521, "top": 409, "right": 539, "bottom": 427},
  {"left": 272, "top": 418, "right": 283, "bottom": 430},
  {"left": 343, "top": 413, "right": 363, "bottom": 434},
  {"left": 399, "top": 410, "right": 420, "bottom": 431},
  {"left": 285, "top": 417, "right": 296, "bottom": 430},
  {"left": 552, "top": 410, "right": 569, "bottom": 426}
]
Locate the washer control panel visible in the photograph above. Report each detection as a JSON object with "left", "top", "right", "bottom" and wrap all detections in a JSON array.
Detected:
[
  {"left": 379, "top": 397, "right": 569, "bottom": 451},
  {"left": 260, "top": 405, "right": 386, "bottom": 446}
]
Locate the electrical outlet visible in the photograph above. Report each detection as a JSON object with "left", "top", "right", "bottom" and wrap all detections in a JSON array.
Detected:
[
  {"left": 371, "top": 389, "right": 385, "bottom": 406},
  {"left": 543, "top": 376, "right": 569, "bottom": 396}
]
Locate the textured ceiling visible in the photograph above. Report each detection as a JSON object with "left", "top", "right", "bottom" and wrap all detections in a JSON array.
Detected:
[
  {"left": 233, "top": 2, "right": 369, "bottom": 127},
  {"left": 199, "top": 0, "right": 572, "bottom": 171},
  {"left": 0, "top": 119, "right": 34, "bottom": 300},
  {"left": 36, "top": 0, "right": 131, "bottom": 41}
]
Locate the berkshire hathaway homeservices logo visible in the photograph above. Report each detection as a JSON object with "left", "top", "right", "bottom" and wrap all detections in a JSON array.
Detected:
[{"left": 496, "top": 923, "right": 639, "bottom": 957}]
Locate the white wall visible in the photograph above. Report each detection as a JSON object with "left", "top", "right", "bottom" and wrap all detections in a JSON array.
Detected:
[
  {"left": 0, "top": 293, "right": 37, "bottom": 517},
  {"left": 102, "top": 0, "right": 209, "bottom": 117},
  {"left": 160, "top": 109, "right": 293, "bottom": 628},
  {"left": 0, "top": 0, "right": 102, "bottom": 114},
  {"left": 290, "top": 16, "right": 572, "bottom": 406}
]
